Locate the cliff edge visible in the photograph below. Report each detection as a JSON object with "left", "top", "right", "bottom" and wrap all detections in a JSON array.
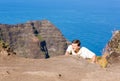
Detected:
[{"left": 0, "top": 41, "right": 120, "bottom": 81}]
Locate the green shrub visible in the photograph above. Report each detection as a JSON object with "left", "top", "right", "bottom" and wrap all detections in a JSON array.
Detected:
[{"left": 36, "top": 35, "right": 43, "bottom": 41}]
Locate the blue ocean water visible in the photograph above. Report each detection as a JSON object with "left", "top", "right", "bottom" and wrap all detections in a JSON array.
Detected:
[{"left": 0, "top": 0, "right": 120, "bottom": 56}]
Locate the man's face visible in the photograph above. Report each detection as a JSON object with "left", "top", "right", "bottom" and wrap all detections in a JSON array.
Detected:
[{"left": 72, "top": 43, "right": 80, "bottom": 51}]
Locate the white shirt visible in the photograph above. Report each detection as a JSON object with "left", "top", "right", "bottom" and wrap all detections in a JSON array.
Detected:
[{"left": 66, "top": 45, "right": 95, "bottom": 58}]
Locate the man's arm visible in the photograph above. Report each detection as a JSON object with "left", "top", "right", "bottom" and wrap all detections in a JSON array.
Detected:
[
  {"left": 82, "top": 47, "right": 97, "bottom": 63},
  {"left": 65, "top": 51, "right": 70, "bottom": 56},
  {"left": 65, "top": 45, "right": 72, "bottom": 56},
  {"left": 91, "top": 55, "right": 97, "bottom": 63}
]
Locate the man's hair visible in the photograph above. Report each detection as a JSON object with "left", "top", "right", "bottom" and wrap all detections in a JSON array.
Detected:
[{"left": 72, "top": 39, "right": 81, "bottom": 46}]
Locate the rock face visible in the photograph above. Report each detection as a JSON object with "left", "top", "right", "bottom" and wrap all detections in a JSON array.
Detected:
[
  {"left": 0, "top": 35, "right": 120, "bottom": 81},
  {"left": 0, "top": 20, "right": 68, "bottom": 59},
  {"left": 103, "top": 30, "right": 120, "bottom": 64},
  {"left": 1, "top": 25, "right": 120, "bottom": 81}
]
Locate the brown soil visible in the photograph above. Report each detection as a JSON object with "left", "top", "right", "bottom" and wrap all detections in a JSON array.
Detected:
[{"left": 0, "top": 55, "right": 120, "bottom": 81}]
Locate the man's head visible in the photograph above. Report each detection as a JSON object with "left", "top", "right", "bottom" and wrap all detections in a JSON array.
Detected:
[{"left": 72, "top": 40, "right": 81, "bottom": 51}]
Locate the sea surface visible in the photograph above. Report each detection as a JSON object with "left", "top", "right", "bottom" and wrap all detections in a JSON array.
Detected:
[{"left": 0, "top": 0, "right": 120, "bottom": 56}]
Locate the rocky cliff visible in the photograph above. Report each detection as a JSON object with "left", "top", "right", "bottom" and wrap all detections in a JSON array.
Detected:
[
  {"left": 103, "top": 30, "right": 120, "bottom": 64},
  {"left": 0, "top": 23, "right": 120, "bottom": 81},
  {"left": 0, "top": 20, "right": 68, "bottom": 59}
]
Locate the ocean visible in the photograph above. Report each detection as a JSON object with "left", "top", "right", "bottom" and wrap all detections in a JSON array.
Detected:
[{"left": 0, "top": 0, "right": 120, "bottom": 56}]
